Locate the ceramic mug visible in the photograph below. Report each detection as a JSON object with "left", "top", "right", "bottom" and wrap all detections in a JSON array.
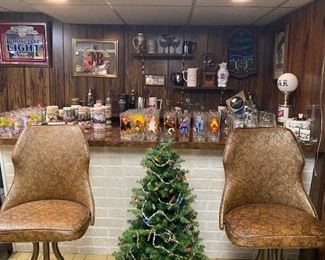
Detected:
[
  {"left": 171, "top": 72, "right": 185, "bottom": 86},
  {"left": 147, "top": 39, "right": 158, "bottom": 54},
  {"left": 148, "top": 97, "right": 163, "bottom": 109},
  {"left": 182, "top": 41, "right": 197, "bottom": 54},
  {"left": 182, "top": 68, "right": 199, "bottom": 87}
]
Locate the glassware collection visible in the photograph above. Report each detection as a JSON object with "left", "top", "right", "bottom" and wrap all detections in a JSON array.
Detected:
[
  {"left": 0, "top": 89, "right": 112, "bottom": 137},
  {"left": 0, "top": 86, "right": 319, "bottom": 144}
]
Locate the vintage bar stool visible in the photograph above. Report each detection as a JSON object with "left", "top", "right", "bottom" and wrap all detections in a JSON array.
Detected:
[
  {"left": 0, "top": 125, "right": 95, "bottom": 259},
  {"left": 220, "top": 127, "right": 325, "bottom": 260}
]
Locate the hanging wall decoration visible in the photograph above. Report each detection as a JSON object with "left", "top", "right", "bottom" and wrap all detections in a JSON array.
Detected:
[
  {"left": 72, "top": 38, "right": 118, "bottom": 78},
  {"left": 227, "top": 29, "right": 257, "bottom": 78},
  {"left": 0, "top": 22, "right": 50, "bottom": 66},
  {"left": 273, "top": 25, "right": 289, "bottom": 79}
]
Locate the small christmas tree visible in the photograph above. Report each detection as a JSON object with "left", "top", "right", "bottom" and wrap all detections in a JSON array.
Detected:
[{"left": 114, "top": 140, "right": 208, "bottom": 260}]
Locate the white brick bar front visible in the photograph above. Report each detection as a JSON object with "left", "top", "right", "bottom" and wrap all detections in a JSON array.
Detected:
[{"left": 0, "top": 145, "right": 315, "bottom": 259}]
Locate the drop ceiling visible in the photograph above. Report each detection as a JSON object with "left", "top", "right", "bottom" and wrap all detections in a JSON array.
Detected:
[{"left": 0, "top": 0, "right": 314, "bottom": 26}]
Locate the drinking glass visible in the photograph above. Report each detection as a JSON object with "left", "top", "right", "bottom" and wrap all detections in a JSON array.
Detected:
[
  {"left": 178, "top": 110, "right": 191, "bottom": 142},
  {"left": 258, "top": 111, "right": 276, "bottom": 127},
  {"left": 306, "top": 104, "right": 321, "bottom": 143},
  {"left": 207, "top": 110, "right": 221, "bottom": 142},
  {"left": 192, "top": 111, "right": 206, "bottom": 142},
  {"left": 164, "top": 110, "right": 177, "bottom": 140}
]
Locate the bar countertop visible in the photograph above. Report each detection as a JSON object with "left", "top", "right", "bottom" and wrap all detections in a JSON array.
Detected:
[{"left": 0, "top": 126, "right": 319, "bottom": 153}]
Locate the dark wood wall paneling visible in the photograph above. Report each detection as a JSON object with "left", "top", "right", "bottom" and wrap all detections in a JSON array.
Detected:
[
  {"left": 0, "top": 0, "right": 322, "bottom": 131},
  {"left": 0, "top": 13, "right": 275, "bottom": 114}
]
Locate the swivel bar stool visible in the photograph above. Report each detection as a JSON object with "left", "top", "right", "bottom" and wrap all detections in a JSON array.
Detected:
[
  {"left": 220, "top": 127, "right": 325, "bottom": 260},
  {"left": 0, "top": 125, "right": 95, "bottom": 259}
]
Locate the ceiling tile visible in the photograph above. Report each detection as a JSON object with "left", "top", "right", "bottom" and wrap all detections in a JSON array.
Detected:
[
  {"left": 196, "top": 0, "right": 286, "bottom": 7},
  {"left": 190, "top": 6, "right": 271, "bottom": 25},
  {"left": 114, "top": 6, "right": 191, "bottom": 25},
  {"left": 33, "top": 5, "right": 122, "bottom": 24},
  {"left": 254, "top": 7, "right": 294, "bottom": 25},
  {"left": 24, "top": 0, "right": 107, "bottom": 5},
  {"left": 282, "top": 0, "right": 313, "bottom": 7},
  {"left": 109, "top": 0, "right": 193, "bottom": 6},
  {"left": 0, "top": 7, "right": 9, "bottom": 12},
  {"left": 0, "top": 0, "right": 38, "bottom": 12}
]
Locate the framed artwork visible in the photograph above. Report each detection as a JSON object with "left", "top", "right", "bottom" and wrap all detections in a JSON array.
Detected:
[
  {"left": 0, "top": 22, "right": 50, "bottom": 66},
  {"left": 72, "top": 38, "right": 118, "bottom": 78},
  {"left": 273, "top": 25, "right": 289, "bottom": 79},
  {"left": 227, "top": 29, "right": 257, "bottom": 78},
  {"left": 144, "top": 74, "right": 166, "bottom": 86}
]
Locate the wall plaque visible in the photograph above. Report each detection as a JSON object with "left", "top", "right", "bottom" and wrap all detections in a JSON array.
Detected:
[{"left": 0, "top": 22, "right": 50, "bottom": 66}]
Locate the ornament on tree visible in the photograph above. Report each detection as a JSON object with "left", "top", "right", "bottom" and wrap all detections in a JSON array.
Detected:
[
  {"left": 114, "top": 140, "right": 207, "bottom": 260},
  {"left": 168, "top": 159, "right": 174, "bottom": 167}
]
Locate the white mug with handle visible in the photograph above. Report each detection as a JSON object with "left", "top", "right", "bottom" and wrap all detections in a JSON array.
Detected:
[{"left": 182, "top": 67, "right": 199, "bottom": 87}]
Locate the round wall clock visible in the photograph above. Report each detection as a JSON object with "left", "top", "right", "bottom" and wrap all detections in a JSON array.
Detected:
[{"left": 199, "top": 53, "right": 218, "bottom": 71}]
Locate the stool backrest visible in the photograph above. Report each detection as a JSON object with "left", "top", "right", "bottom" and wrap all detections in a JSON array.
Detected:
[
  {"left": 1, "top": 125, "right": 95, "bottom": 224},
  {"left": 220, "top": 127, "right": 316, "bottom": 229}
]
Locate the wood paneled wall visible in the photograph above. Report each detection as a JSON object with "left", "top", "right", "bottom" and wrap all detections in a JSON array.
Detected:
[
  {"left": 0, "top": 0, "right": 322, "bottom": 120},
  {"left": 0, "top": 13, "right": 275, "bottom": 114}
]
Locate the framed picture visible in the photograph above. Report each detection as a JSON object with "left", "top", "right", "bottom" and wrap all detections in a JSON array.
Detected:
[
  {"left": 227, "top": 29, "right": 257, "bottom": 78},
  {"left": 144, "top": 74, "right": 166, "bottom": 86},
  {"left": 72, "top": 38, "right": 118, "bottom": 78},
  {"left": 0, "top": 22, "right": 50, "bottom": 66},
  {"left": 273, "top": 25, "right": 289, "bottom": 79}
]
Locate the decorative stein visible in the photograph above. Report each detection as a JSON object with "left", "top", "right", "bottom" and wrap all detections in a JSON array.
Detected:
[
  {"left": 63, "top": 107, "right": 76, "bottom": 123},
  {"left": 92, "top": 107, "right": 106, "bottom": 132},
  {"left": 132, "top": 33, "right": 146, "bottom": 54},
  {"left": 217, "top": 62, "right": 229, "bottom": 88}
]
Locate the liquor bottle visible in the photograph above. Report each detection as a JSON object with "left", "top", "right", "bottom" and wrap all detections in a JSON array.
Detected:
[
  {"left": 217, "top": 90, "right": 227, "bottom": 113},
  {"left": 86, "top": 89, "right": 95, "bottom": 107},
  {"left": 129, "top": 89, "right": 136, "bottom": 109},
  {"left": 105, "top": 90, "right": 112, "bottom": 129}
]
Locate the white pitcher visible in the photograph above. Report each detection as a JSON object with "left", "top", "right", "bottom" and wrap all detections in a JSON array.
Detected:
[{"left": 183, "top": 68, "right": 198, "bottom": 87}]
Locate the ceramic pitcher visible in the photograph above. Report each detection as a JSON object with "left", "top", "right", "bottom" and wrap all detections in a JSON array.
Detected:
[{"left": 182, "top": 67, "right": 199, "bottom": 87}]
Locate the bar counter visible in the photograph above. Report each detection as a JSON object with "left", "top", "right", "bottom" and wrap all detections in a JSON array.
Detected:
[
  {"left": 0, "top": 126, "right": 319, "bottom": 153},
  {"left": 0, "top": 126, "right": 318, "bottom": 259}
]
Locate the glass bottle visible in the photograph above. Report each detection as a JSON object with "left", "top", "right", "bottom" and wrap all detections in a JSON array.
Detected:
[
  {"left": 105, "top": 90, "right": 112, "bottom": 129},
  {"left": 86, "top": 89, "right": 95, "bottom": 107},
  {"left": 243, "top": 92, "right": 258, "bottom": 127},
  {"left": 129, "top": 89, "right": 136, "bottom": 109}
]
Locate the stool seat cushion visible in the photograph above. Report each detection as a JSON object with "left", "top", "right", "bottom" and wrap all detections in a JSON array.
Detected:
[
  {"left": 224, "top": 203, "right": 325, "bottom": 249},
  {"left": 0, "top": 200, "right": 90, "bottom": 242}
]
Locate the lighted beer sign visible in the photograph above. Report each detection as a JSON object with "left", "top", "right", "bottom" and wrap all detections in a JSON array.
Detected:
[{"left": 0, "top": 23, "right": 50, "bottom": 66}]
